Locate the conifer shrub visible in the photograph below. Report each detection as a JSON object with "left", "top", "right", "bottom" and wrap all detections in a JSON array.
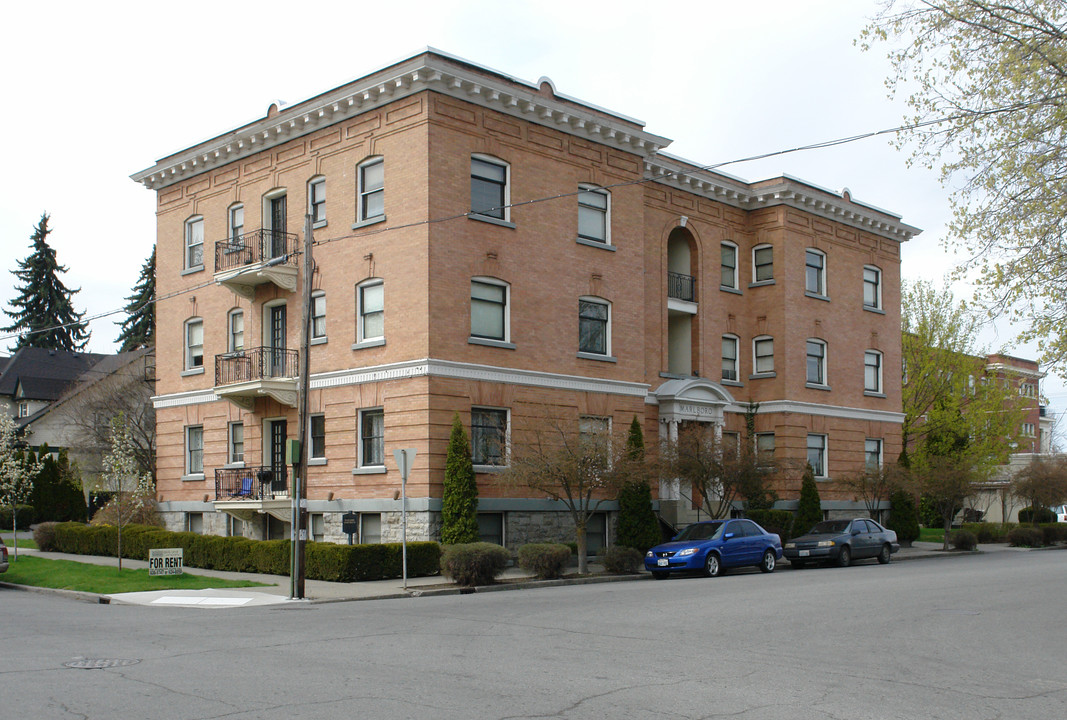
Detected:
[
  {"left": 886, "top": 489, "right": 920, "bottom": 546},
  {"left": 616, "top": 481, "right": 661, "bottom": 553},
  {"left": 441, "top": 414, "right": 479, "bottom": 544},
  {"left": 440, "top": 542, "right": 510, "bottom": 586},
  {"left": 517, "top": 543, "right": 572, "bottom": 579},
  {"left": 0, "top": 505, "right": 34, "bottom": 531},
  {"left": 1018, "top": 506, "right": 1056, "bottom": 524},
  {"left": 599, "top": 545, "right": 643, "bottom": 573},
  {"left": 792, "top": 466, "right": 823, "bottom": 537},
  {"left": 949, "top": 529, "right": 978, "bottom": 551}
]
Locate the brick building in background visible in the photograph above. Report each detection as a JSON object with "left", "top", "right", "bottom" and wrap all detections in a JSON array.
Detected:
[{"left": 131, "top": 49, "right": 920, "bottom": 547}]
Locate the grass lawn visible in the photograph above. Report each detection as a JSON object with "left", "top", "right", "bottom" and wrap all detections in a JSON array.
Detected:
[
  {"left": 1, "top": 556, "right": 269, "bottom": 594},
  {"left": 919, "top": 527, "right": 946, "bottom": 543},
  {"left": 1, "top": 536, "right": 38, "bottom": 549}
]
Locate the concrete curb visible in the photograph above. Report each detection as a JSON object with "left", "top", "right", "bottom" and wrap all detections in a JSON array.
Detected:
[{"left": 0, "top": 581, "right": 111, "bottom": 605}]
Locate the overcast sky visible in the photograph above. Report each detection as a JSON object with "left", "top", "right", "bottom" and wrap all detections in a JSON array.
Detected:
[{"left": 2, "top": 1, "right": 1059, "bottom": 418}]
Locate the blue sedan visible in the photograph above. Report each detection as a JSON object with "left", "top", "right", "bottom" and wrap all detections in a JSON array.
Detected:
[{"left": 645, "top": 519, "right": 783, "bottom": 579}]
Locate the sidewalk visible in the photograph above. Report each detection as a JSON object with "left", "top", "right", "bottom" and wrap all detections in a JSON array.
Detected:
[{"left": 1, "top": 539, "right": 1015, "bottom": 609}]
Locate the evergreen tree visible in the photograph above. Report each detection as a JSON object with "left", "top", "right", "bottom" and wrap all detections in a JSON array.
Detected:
[
  {"left": 3, "top": 213, "right": 89, "bottom": 351},
  {"left": 441, "top": 413, "right": 479, "bottom": 544},
  {"left": 29, "top": 447, "right": 87, "bottom": 523},
  {"left": 116, "top": 246, "right": 155, "bottom": 351},
  {"left": 615, "top": 416, "right": 661, "bottom": 553},
  {"left": 886, "top": 489, "right": 920, "bottom": 547},
  {"left": 792, "top": 464, "right": 823, "bottom": 537}
]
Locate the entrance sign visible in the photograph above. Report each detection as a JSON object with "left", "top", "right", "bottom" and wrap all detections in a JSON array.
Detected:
[{"left": 148, "top": 548, "right": 184, "bottom": 576}]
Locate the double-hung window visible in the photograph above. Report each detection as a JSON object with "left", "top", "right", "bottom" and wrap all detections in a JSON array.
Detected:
[
  {"left": 185, "top": 216, "right": 204, "bottom": 271},
  {"left": 806, "top": 339, "right": 827, "bottom": 386},
  {"left": 721, "top": 242, "right": 738, "bottom": 290},
  {"left": 227, "top": 204, "right": 245, "bottom": 256},
  {"left": 807, "top": 434, "right": 827, "bottom": 478},
  {"left": 756, "top": 433, "right": 775, "bottom": 464},
  {"left": 228, "top": 310, "right": 244, "bottom": 353},
  {"left": 578, "top": 298, "right": 610, "bottom": 356},
  {"left": 863, "top": 266, "right": 882, "bottom": 310},
  {"left": 471, "top": 407, "right": 508, "bottom": 467},
  {"left": 805, "top": 249, "right": 826, "bottom": 296},
  {"left": 722, "top": 335, "right": 739, "bottom": 382},
  {"left": 753, "top": 244, "right": 773, "bottom": 282},
  {"left": 471, "top": 156, "right": 509, "bottom": 221},
  {"left": 577, "top": 185, "right": 609, "bottom": 244},
  {"left": 357, "top": 280, "right": 384, "bottom": 343},
  {"left": 471, "top": 279, "right": 508, "bottom": 342},
  {"left": 865, "top": 439, "right": 882, "bottom": 470},
  {"left": 358, "top": 158, "right": 384, "bottom": 222},
  {"left": 228, "top": 422, "right": 244, "bottom": 465},
  {"left": 186, "top": 425, "right": 204, "bottom": 476},
  {"left": 309, "top": 414, "right": 326, "bottom": 461},
  {"left": 865, "top": 350, "right": 883, "bottom": 394},
  {"left": 360, "top": 409, "right": 384, "bottom": 467},
  {"left": 311, "top": 292, "right": 326, "bottom": 341},
  {"left": 309, "top": 177, "right": 326, "bottom": 225},
  {"left": 754, "top": 336, "right": 774, "bottom": 374},
  {"left": 184, "top": 318, "right": 204, "bottom": 371}
]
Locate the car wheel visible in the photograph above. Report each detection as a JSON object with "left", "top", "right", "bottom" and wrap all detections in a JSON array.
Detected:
[
  {"left": 837, "top": 545, "right": 852, "bottom": 567},
  {"left": 651, "top": 570, "right": 669, "bottom": 580},
  {"left": 877, "top": 543, "right": 892, "bottom": 564},
  {"left": 705, "top": 552, "right": 722, "bottom": 578},
  {"left": 759, "top": 550, "right": 776, "bottom": 573}
]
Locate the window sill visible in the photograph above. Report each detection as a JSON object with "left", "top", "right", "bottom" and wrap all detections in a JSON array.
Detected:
[
  {"left": 352, "top": 466, "right": 387, "bottom": 475},
  {"left": 309, "top": 457, "right": 327, "bottom": 466},
  {"left": 181, "top": 266, "right": 204, "bottom": 276},
  {"left": 748, "top": 279, "right": 775, "bottom": 288},
  {"left": 659, "top": 371, "right": 695, "bottom": 380},
  {"left": 864, "top": 391, "right": 887, "bottom": 399},
  {"left": 351, "top": 338, "right": 386, "bottom": 351},
  {"left": 222, "top": 462, "right": 245, "bottom": 470},
  {"left": 863, "top": 306, "right": 886, "bottom": 315},
  {"left": 749, "top": 372, "right": 776, "bottom": 380},
  {"left": 805, "top": 292, "right": 830, "bottom": 302},
  {"left": 468, "top": 214, "right": 515, "bottom": 229},
  {"left": 181, "top": 368, "right": 205, "bottom": 377},
  {"left": 720, "top": 379, "right": 744, "bottom": 387},
  {"left": 576, "top": 238, "right": 615, "bottom": 251},
  {"left": 311, "top": 336, "right": 328, "bottom": 346},
  {"left": 352, "top": 215, "right": 386, "bottom": 230},
  {"left": 181, "top": 473, "right": 205, "bottom": 482},
  {"left": 469, "top": 337, "right": 516, "bottom": 350},
  {"left": 720, "top": 286, "right": 742, "bottom": 295},
  {"left": 474, "top": 464, "right": 508, "bottom": 474},
  {"left": 806, "top": 383, "right": 831, "bottom": 391},
  {"left": 577, "top": 352, "right": 617, "bottom": 363}
]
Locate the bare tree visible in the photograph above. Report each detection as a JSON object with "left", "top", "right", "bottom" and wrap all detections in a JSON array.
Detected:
[
  {"left": 96, "top": 414, "right": 155, "bottom": 570},
  {"left": 839, "top": 464, "right": 905, "bottom": 522},
  {"left": 1011, "top": 456, "right": 1067, "bottom": 524}
]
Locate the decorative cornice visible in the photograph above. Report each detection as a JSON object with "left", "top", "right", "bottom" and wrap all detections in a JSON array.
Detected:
[
  {"left": 644, "top": 154, "right": 922, "bottom": 243},
  {"left": 725, "top": 399, "right": 905, "bottom": 424},
  {"left": 985, "top": 362, "right": 1046, "bottom": 380},
  {"left": 131, "top": 49, "right": 670, "bottom": 191}
]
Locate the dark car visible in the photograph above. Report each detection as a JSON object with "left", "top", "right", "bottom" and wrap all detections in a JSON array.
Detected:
[
  {"left": 0, "top": 538, "right": 8, "bottom": 574},
  {"left": 645, "top": 518, "right": 783, "bottom": 579},
  {"left": 784, "top": 518, "right": 899, "bottom": 568}
]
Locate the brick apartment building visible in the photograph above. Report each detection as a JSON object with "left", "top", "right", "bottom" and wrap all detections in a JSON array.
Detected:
[{"left": 131, "top": 49, "right": 920, "bottom": 547}]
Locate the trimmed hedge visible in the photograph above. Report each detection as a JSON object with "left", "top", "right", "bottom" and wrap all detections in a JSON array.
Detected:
[
  {"left": 960, "top": 522, "right": 1016, "bottom": 544},
  {"left": 45, "top": 522, "right": 441, "bottom": 582},
  {"left": 517, "top": 543, "right": 571, "bottom": 579},
  {"left": 1008, "top": 527, "right": 1044, "bottom": 548},
  {"left": 0, "top": 505, "right": 34, "bottom": 531},
  {"left": 599, "top": 545, "right": 643, "bottom": 573},
  {"left": 949, "top": 530, "right": 978, "bottom": 551},
  {"left": 745, "top": 509, "right": 795, "bottom": 542},
  {"left": 440, "top": 542, "right": 511, "bottom": 586}
]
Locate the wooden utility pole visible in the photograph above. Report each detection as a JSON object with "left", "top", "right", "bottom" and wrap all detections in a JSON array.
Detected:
[{"left": 291, "top": 215, "right": 314, "bottom": 600}]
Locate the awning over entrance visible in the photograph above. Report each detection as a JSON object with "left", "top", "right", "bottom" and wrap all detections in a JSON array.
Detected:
[{"left": 652, "top": 377, "right": 735, "bottom": 426}]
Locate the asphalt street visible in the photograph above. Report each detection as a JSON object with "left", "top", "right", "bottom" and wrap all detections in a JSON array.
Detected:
[{"left": 2, "top": 549, "right": 1064, "bottom": 720}]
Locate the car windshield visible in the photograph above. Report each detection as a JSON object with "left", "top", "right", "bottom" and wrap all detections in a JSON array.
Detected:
[
  {"left": 809, "top": 520, "right": 851, "bottom": 535},
  {"left": 674, "top": 522, "right": 725, "bottom": 542}
]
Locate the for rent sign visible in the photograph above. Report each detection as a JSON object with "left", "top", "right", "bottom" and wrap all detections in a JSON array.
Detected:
[{"left": 148, "top": 548, "right": 184, "bottom": 576}]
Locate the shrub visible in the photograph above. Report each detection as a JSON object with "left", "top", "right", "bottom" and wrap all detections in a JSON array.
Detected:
[
  {"left": 1008, "top": 527, "right": 1044, "bottom": 548},
  {"left": 29, "top": 449, "right": 87, "bottom": 523},
  {"left": 33, "top": 521, "right": 59, "bottom": 551},
  {"left": 1018, "top": 506, "right": 1056, "bottom": 524},
  {"left": 1040, "top": 523, "right": 1067, "bottom": 546},
  {"left": 440, "top": 542, "right": 510, "bottom": 586},
  {"left": 599, "top": 545, "right": 643, "bottom": 573},
  {"left": 887, "top": 490, "right": 920, "bottom": 545},
  {"left": 0, "top": 504, "right": 34, "bottom": 531},
  {"left": 792, "top": 466, "right": 823, "bottom": 537},
  {"left": 441, "top": 414, "right": 479, "bottom": 544},
  {"left": 616, "top": 480, "right": 661, "bottom": 553},
  {"left": 745, "top": 509, "right": 794, "bottom": 542},
  {"left": 949, "top": 529, "right": 978, "bottom": 551},
  {"left": 962, "top": 522, "right": 1015, "bottom": 544},
  {"left": 517, "top": 543, "right": 572, "bottom": 579}
]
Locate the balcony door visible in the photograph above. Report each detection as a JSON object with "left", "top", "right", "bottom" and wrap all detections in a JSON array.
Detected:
[
  {"left": 269, "top": 194, "right": 286, "bottom": 258},
  {"left": 267, "top": 304, "right": 286, "bottom": 378},
  {"left": 267, "top": 418, "right": 287, "bottom": 495}
]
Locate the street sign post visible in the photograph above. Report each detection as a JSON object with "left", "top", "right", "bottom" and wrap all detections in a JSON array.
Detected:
[{"left": 392, "top": 448, "right": 416, "bottom": 589}]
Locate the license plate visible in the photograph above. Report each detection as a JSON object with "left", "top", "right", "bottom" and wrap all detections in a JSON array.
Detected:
[
  {"left": 799, "top": 550, "right": 810, "bottom": 557},
  {"left": 657, "top": 558, "right": 668, "bottom": 567}
]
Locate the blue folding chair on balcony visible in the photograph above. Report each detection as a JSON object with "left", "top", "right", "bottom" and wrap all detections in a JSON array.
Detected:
[{"left": 230, "top": 475, "right": 253, "bottom": 499}]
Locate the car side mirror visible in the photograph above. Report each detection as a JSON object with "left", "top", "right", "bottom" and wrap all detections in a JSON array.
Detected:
[
  {"left": 851, "top": 529, "right": 862, "bottom": 536},
  {"left": 724, "top": 532, "right": 735, "bottom": 540}
]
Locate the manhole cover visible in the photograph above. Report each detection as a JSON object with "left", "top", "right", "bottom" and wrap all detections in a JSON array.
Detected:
[{"left": 64, "top": 658, "right": 141, "bottom": 670}]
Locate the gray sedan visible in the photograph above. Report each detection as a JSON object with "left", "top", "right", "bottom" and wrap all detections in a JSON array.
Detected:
[{"left": 784, "top": 518, "right": 899, "bottom": 568}]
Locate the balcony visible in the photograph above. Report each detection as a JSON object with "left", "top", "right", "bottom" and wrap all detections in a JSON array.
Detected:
[
  {"left": 213, "top": 229, "right": 299, "bottom": 300},
  {"left": 214, "top": 347, "right": 299, "bottom": 410},
  {"left": 213, "top": 466, "right": 292, "bottom": 524},
  {"left": 668, "top": 271, "right": 696, "bottom": 302}
]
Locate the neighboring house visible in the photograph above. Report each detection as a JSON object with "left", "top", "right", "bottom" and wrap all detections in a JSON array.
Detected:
[
  {"left": 131, "top": 48, "right": 920, "bottom": 545},
  {"left": 0, "top": 347, "right": 108, "bottom": 422},
  {"left": 18, "top": 348, "right": 155, "bottom": 493}
]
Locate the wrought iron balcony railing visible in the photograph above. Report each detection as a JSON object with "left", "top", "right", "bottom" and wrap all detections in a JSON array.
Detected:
[
  {"left": 215, "top": 347, "right": 299, "bottom": 386},
  {"left": 214, "top": 229, "right": 299, "bottom": 274},
  {"left": 215, "top": 466, "right": 289, "bottom": 501},
  {"left": 668, "top": 271, "right": 697, "bottom": 302}
]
